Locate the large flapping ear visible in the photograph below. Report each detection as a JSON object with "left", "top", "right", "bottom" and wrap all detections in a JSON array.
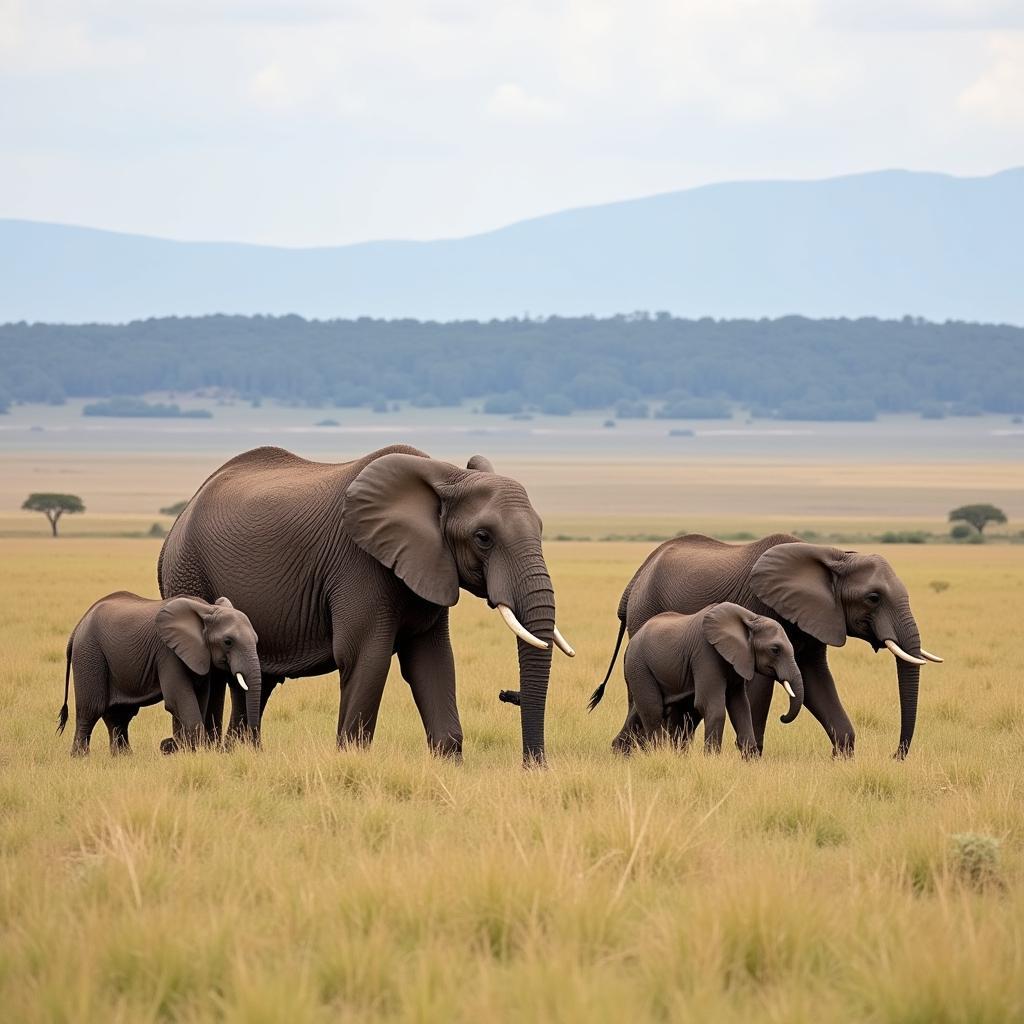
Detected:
[
  {"left": 342, "top": 453, "right": 462, "bottom": 607},
  {"left": 157, "top": 597, "right": 212, "bottom": 675},
  {"left": 749, "top": 542, "right": 847, "bottom": 647},
  {"left": 702, "top": 603, "right": 757, "bottom": 680},
  {"left": 466, "top": 455, "right": 495, "bottom": 473}
]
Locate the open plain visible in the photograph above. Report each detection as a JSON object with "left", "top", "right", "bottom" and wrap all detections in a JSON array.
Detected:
[{"left": 1, "top": 521, "right": 1022, "bottom": 1021}]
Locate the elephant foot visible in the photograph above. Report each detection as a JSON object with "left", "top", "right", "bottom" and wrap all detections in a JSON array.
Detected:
[
  {"left": 498, "top": 690, "right": 521, "bottom": 706},
  {"left": 159, "top": 737, "right": 179, "bottom": 755},
  {"left": 109, "top": 742, "right": 132, "bottom": 756},
  {"left": 611, "top": 736, "right": 636, "bottom": 757}
]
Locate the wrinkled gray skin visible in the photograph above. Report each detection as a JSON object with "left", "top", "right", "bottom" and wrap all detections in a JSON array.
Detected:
[
  {"left": 621, "top": 603, "right": 803, "bottom": 755},
  {"left": 158, "top": 446, "right": 557, "bottom": 764},
  {"left": 590, "top": 535, "right": 930, "bottom": 759},
  {"left": 58, "top": 593, "right": 261, "bottom": 755}
]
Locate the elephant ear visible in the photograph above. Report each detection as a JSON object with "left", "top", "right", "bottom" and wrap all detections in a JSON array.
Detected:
[
  {"left": 342, "top": 453, "right": 462, "bottom": 607},
  {"left": 156, "top": 597, "right": 212, "bottom": 675},
  {"left": 749, "top": 542, "right": 848, "bottom": 647},
  {"left": 702, "top": 603, "right": 757, "bottom": 680},
  {"left": 467, "top": 454, "right": 495, "bottom": 473}
]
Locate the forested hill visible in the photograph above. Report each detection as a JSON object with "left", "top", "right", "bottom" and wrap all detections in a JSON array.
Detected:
[{"left": 1, "top": 314, "right": 1021, "bottom": 420}]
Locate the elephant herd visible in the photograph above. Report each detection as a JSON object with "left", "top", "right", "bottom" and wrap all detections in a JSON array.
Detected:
[{"left": 58, "top": 444, "right": 942, "bottom": 764}]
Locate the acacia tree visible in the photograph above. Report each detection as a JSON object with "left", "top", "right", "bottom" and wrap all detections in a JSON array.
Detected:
[
  {"left": 948, "top": 503, "right": 1007, "bottom": 535},
  {"left": 22, "top": 493, "right": 85, "bottom": 537}
]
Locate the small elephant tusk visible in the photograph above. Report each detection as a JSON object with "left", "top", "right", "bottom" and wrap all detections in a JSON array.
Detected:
[
  {"left": 552, "top": 626, "right": 575, "bottom": 657},
  {"left": 919, "top": 648, "right": 944, "bottom": 664},
  {"left": 884, "top": 640, "right": 927, "bottom": 666},
  {"left": 235, "top": 672, "right": 248, "bottom": 691},
  {"left": 781, "top": 680, "right": 796, "bottom": 698},
  {"left": 497, "top": 605, "right": 549, "bottom": 650}
]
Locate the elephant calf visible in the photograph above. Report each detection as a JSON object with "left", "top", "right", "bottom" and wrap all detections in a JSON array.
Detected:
[
  {"left": 58, "top": 593, "right": 262, "bottom": 756},
  {"left": 609, "top": 602, "right": 803, "bottom": 755}
]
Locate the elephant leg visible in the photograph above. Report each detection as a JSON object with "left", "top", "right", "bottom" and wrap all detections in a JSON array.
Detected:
[
  {"left": 697, "top": 689, "right": 727, "bottom": 754},
  {"left": 725, "top": 681, "right": 758, "bottom": 758},
  {"left": 626, "top": 662, "right": 668, "bottom": 747},
  {"left": 336, "top": 636, "right": 395, "bottom": 749},
  {"left": 801, "top": 646, "right": 855, "bottom": 756},
  {"left": 611, "top": 701, "right": 645, "bottom": 754},
  {"left": 665, "top": 695, "right": 700, "bottom": 750},
  {"left": 397, "top": 615, "right": 463, "bottom": 759},
  {"left": 746, "top": 673, "right": 774, "bottom": 754},
  {"left": 69, "top": 647, "right": 107, "bottom": 756},
  {"left": 103, "top": 705, "right": 139, "bottom": 755},
  {"left": 158, "top": 659, "right": 205, "bottom": 749},
  {"left": 204, "top": 675, "right": 226, "bottom": 743}
]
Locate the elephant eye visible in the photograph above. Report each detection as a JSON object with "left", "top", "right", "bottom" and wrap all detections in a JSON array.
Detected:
[
  {"left": 223, "top": 637, "right": 234, "bottom": 648},
  {"left": 474, "top": 529, "right": 493, "bottom": 549},
  {"left": 770, "top": 644, "right": 781, "bottom": 655},
  {"left": 865, "top": 592, "right": 881, "bottom": 606}
]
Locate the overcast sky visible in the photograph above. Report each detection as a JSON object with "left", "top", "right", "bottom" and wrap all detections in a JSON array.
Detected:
[{"left": 2, "top": 0, "right": 1022, "bottom": 247}]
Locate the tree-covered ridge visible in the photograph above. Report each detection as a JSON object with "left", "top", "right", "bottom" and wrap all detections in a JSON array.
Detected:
[{"left": 1, "top": 313, "right": 1021, "bottom": 417}]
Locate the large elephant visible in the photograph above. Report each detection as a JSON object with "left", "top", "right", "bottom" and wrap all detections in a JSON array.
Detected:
[
  {"left": 589, "top": 534, "right": 941, "bottom": 759},
  {"left": 58, "top": 593, "right": 261, "bottom": 755},
  {"left": 619, "top": 603, "right": 803, "bottom": 755},
  {"left": 158, "top": 445, "right": 571, "bottom": 764}
]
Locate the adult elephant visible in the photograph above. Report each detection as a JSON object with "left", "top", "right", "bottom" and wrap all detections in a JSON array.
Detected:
[
  {"left": 158, "top": 445, "right": 573, "bottom": 764},
  {"left": 588, "top": 534, "right": 941, "bottom": 759}
]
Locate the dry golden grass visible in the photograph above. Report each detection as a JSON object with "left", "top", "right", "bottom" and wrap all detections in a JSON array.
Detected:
[{"left": 1, "top": 537, "right": 1021, "bottom": 1022}]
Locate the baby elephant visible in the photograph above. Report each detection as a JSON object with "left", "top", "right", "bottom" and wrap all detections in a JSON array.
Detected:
[
  {"left": 618, "top": 602, "right": 803, "bottom": 755},
  {"left": 58, "top": 593, "right": 262, "bottom": 755}
]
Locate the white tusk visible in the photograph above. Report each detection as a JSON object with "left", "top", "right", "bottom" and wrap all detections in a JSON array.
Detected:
[
  {"left": 497, "top": 605, "right": 549, "bottom": 650},
  {"left": 552, "top": 626, "right": 575, "bottom": 657},
  {"left": 919, "top": 648, "right": 944, "bottom": 664},
  {"left": 235, "top": 672, "right": 248, "bottom": 691},
  {"left": 884, "top": 640, "right": 927, "bottom": 666},
  {"left": 781, "top": 680, "right": 796, "bottom": 699}
]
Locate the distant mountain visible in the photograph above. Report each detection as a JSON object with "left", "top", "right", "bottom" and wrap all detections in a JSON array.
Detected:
[{"left": 2, "top": 169, "right": 1022, "bottom": 324}]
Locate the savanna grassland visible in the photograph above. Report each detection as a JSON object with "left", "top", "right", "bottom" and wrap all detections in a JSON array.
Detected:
[{"left": 1, "top": 535, "right": 1022, "bottom": 1022}]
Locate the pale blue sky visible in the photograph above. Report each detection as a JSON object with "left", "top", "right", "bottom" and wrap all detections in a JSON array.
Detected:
[{"left": 2, "top": 0, "right": 1022, "bottom": 246}]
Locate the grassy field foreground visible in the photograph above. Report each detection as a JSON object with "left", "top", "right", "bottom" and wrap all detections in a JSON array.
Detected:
[{"left": 0, "top": 539, "right": 1022, "bottom": 1021}]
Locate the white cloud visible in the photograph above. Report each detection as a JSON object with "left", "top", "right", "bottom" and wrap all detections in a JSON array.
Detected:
[
  {"left": 958, "top": 36, "right": 1024, "bottom": 126},
  {"left": 484, "top": 83, "right": 563, "bottom": 122},
  {"left": 0, "top": 0, "right": 1020, "bottom": 246}
]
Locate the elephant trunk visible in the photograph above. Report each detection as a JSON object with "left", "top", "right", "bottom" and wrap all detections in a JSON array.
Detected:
[
  {"left": 494, "top": 548, "right": 555, "bottom": 766},
  {"left": 778, "top": 670, "right": 804, "bottom": 724},
  {"left": 886, "top": 601, "right": 921, "bottom": 759},
  {"left": 232, "top": 651, "right": 263, "bottom": 746}
]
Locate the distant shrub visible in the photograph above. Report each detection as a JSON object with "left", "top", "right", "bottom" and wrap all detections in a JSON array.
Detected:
[
  {"left": 411, "top": 392, "right": 441, "bottom": 408},
  {"left": 83, "top": 397, "right": 212, "bottom": 419},
  {"left": 776, "top": 399, "right": 877, "bottom": 422},
  {"left": 603, "top": 419, "right": 616, "bottom": 428},
  {"left": 539, "top": 394, "right": 573, "bottom": 416},
  {"left": 159, "top": 500, "right": 188, "bottom": 517},
  {"left": 615, "top": 400, "right": 649, "bottom": 419},
  {"left": 928, "top": 580, "right": 950, "bottom": 593},
  {"left": 951, "top": 833, "right": 1003, "bottom": 891},
  {"left": 483, "top": 392, "right": 524, "bottom": 414},
  {"left": 315, "top": 418, "right": 340, "bottom": 427},
  {"left": 147, "top": 522, "right": 166, "bottom": 538},
  {"left": 949, "top": 524, "right": 973, "bottom": 540},
  {"left": 372, "top": 400, "right": 389, "bottom": 413},
  {"left": 879, "top": 531, "right": 928, "bottom": 544},
  {"left": 656, "top": 397, "right": 731, "bottom": 419}
]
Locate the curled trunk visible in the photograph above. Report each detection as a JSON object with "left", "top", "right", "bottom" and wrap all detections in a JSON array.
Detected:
[{"left": 778, "top": 671, "right": 804, "bottom": 724}]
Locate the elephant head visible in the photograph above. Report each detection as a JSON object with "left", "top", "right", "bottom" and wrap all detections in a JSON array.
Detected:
[
  {"left": 702, "top": 603, "right": 803, "bottom": 723},
  {"left": 342, "top": 452, "right": 570, "bottom": 765},
  {"left": 157, "top": 596, "right": 263, "bottom": 743},
  {"left": 749, "top": 543, "right": 942, "bottom": 757}
]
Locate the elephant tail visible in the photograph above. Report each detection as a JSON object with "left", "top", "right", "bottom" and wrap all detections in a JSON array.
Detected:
[
  {"left": 588, "top": 617, "right": 628, "bottom": 711},
  {"left": 57, "top": 635, "right": 72, "bottom": 735}
]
